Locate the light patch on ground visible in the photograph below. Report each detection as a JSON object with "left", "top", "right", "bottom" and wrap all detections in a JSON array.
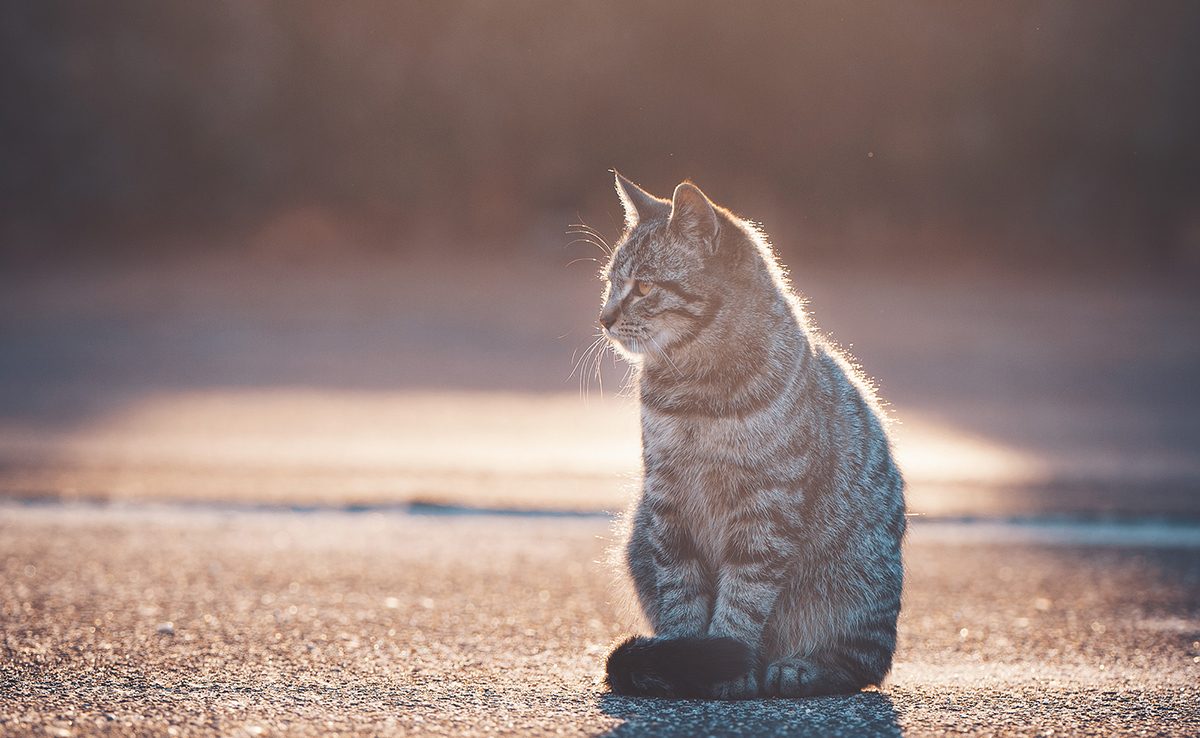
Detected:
[
  {"left": 1, "top": 389, "right": 641, "bottom": 477},
  {"left": 0, "top": 389, "right": 1073, "bottom": 513},
  {"left": 890, "top": 410, "right": 1049, "bottom": 488}
]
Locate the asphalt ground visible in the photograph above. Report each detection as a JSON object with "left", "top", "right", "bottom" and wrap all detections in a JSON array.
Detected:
[{"left": 2, "top": 503, "right": 1199, "bottom": 737}]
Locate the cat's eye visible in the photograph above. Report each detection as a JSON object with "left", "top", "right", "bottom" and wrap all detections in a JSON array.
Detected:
[{"left": 633, "top": 279, "right": 655, "bottom": 297}]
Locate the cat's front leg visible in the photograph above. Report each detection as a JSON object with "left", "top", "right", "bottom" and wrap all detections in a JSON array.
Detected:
[
  {"left": 703, "top": 569, "right": 784, "bottom": 699},
  {"left": 653, "top": 559, "right": 713, "bottom": 636},
  {"left": 704, "top": 566, "right": 780, "bottom": 699},
  {"left": 639, "top": 507, "right": 714, "bottom": 636},
  {"left": 705, "top": 497, "right": 800, "bottom": 699}
]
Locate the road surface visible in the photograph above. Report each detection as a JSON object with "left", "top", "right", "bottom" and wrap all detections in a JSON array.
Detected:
[{"left": 3, "top": 502, "right": 1199, "bottom": 736}]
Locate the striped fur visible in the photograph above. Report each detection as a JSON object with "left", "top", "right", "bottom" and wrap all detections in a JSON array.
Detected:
[{"left": 601, "top": 174, "right": 905, "bottom": 700}]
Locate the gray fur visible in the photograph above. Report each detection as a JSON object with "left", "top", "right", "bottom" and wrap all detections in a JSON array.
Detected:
[{"left": 601, "top": 174, "right": 906, "bottom": 699}]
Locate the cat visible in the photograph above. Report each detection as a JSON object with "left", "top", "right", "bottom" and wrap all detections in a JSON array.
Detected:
[{"left": 600, "top": 173, "right": 906, "bottom": 700}]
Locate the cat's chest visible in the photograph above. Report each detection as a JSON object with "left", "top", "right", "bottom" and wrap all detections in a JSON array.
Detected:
[
  {"left": 642, "top": 409, "right": 764, "bottom": 468},
  {"left": 642, "top": 412, "right": 761, "bottom": 549},
  {"left": 648, "top": 410, "right": 739, "bottom": 456}
]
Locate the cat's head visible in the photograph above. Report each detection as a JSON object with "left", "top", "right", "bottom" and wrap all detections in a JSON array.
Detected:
[{"left": 599, "top": 173, "right": 759, "bottom": 363}]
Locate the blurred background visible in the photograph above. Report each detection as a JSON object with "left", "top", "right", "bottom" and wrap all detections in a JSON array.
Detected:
[
  {"left": 1, "top": 1, "right": 1198, "bottom": 517},
  {"left": 4, "top": 0, "right": 1200, "bottom": 267}
]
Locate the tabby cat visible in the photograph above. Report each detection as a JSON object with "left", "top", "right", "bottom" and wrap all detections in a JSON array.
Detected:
[{"left": 600, "top": 174, "right": 906, "bottom": 700}]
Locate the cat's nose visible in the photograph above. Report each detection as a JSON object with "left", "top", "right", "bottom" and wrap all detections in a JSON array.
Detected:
[{"left": 600, "top": 308, "right": 619, "bottom": 330}]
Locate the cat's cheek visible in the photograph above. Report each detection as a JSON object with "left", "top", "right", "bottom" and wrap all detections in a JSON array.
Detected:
[
  {"left": 648, "top": 323, "right": 684, "bottom": 352},
  {"left": 651, "top": 329, "right": 677, "bottom": 351}
]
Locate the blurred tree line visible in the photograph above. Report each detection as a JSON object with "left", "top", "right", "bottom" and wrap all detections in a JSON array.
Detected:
[{"left": 2, "top": 1, "right": 1199, "bottom": 268}]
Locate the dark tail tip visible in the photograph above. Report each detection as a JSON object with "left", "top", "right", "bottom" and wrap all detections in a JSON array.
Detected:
[{"left": 605, "top": 635, "right": 754, "bottom": 698}]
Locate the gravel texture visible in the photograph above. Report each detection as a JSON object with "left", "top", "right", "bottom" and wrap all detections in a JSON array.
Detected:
[{"left": 3, "top": 503, "right": 1198, "bottom": 737}]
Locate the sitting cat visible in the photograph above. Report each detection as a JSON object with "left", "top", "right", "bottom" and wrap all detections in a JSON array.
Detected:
[{"left": 601, "top": 174, "right": 906, "bottom": 699}]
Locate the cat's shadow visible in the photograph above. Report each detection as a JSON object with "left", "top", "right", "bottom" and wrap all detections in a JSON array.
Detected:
[{"left": 596, "top": 690, "right": 902, "bottom": 738}]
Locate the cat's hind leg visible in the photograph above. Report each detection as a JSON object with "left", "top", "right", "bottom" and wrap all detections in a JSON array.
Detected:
[{"left": 762, "top": 637, "right": 895, "bottom": 697}]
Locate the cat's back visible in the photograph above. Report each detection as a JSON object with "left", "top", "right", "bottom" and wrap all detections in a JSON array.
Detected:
[{"left": 640, "top": 302, "right": 890, "bottom": 466}]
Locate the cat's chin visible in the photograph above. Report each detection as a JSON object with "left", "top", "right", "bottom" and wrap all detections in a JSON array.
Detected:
[
  {"left": 607, "top": 333, "right": 672, "bottom": 364},
  {"left": 607, "top": 338, "right": 645, "bottom": 362}
]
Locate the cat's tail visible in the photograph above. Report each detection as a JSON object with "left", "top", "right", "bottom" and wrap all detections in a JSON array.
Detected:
[{"left": 604, "top": 635, "right": 754, "bottom": 698}]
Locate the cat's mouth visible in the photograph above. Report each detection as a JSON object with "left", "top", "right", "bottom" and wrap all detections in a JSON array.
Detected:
[
  {"left": 606, "top": 325, "right": 675, "bottom": 362},
  {"left": 602, "top": 323, "right": 647, "bottom": 355},
  {"left": 604, "top": 327, "right": 642, "bottom": 355}
]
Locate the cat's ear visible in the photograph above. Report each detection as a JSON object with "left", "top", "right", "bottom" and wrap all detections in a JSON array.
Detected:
[
  {"left": 669, "top": 182, "right": 719, "bottom": 248},
  {"left": 615, "top": 171, "right": 671, "bottom": 230}
]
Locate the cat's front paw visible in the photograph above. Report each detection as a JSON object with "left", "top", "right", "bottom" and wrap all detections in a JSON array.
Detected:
[
  {"left": 768, "top": 657, "right": 825, "bottom": 700},
  {"left": 706, "top": 672, "right": 759, "bottom": 700},
  {"left": 763, "top": 658, "right": 811, "bottom": 698}
]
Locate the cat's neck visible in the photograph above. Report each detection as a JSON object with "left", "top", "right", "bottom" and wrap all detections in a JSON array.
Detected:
[{"left": 638, "top": 302, "right": 809, "bottom": 417}]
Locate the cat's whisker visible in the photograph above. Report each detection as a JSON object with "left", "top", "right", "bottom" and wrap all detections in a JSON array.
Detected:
[
  {"left": 566, "top": 235, "right": 610, "bottom": 255},
  {"left": 569, "top": 335, "right": 606, "bottom": 380},
  {"left": 565, "top": 257, "right": 602, "bottom": 268},
  {"left": 566, "top": 229, "right": 604, "bottom": 243},
  {"left": 619, "top": 360, "right": 638, "bottom": 397},
  {"left": 588, "top": 335, "right": 615, "bottom": 401},
  {"left": 567, "top": 224, "right": 613, "bottom": 256},
  {"left": 590, "top": 336, "right": 619, "bottom": 403},
  {"left": 571, "top": 334, "right": 609, "bottom": 398},
  {"left": 647, "top": 335, "right": 683, "bottom": 378},
  {"left": 570, "top": 221, "right": 610, "bottom": 245}
]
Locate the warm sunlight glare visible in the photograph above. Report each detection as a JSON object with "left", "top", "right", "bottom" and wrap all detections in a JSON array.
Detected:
[{"left": 0, "top": 390, "right": 1054, "bottom": 516}]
